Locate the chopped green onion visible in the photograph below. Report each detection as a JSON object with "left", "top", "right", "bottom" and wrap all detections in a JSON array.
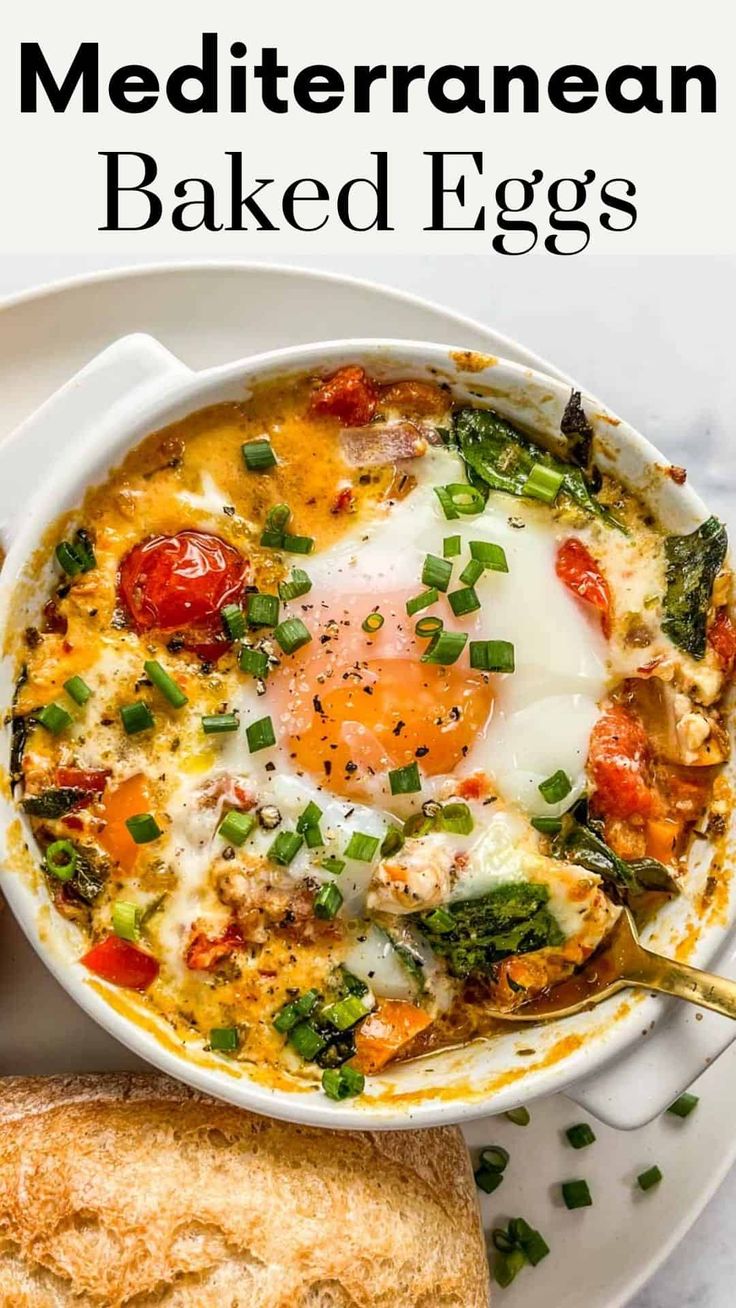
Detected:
[
  {"left": 274, "top": 994, "right": 318, "bottom": 1034},
  {"left": 247, "top": 592, "right": 280, "bottom": 628},
  {"left": 282, "top": 533, "right": 314, "bottom": 555},
  {"left": 55, "top": 540, "right": 86, "bottom": 575},
  {"left": 532, "top": 815, "right": 563, "bottom": 835},
  {"left": 273, "top": 617, "right": 311, "bottom": 654},
  {"left": 218, "top": 810, "right": 256, "bottom": 846},
  {"left": 440, "top": 802, "right": 474, "bottom": 835},
  {"left": 242, "top": 438, "right": 277, "bottom": 471},
  {"left": 112, "top": 900, "right": 142, "bottom": 942},
  {"left": 64, "top": 675, "right": 92, "bottom": 706},
  {"left": 561, "top": 1179, "right": 592, "bottom": 1209},
  {"left": 475, "top": 1167, "right": 504, "bottom": 1195},
  {"left": 322, "top": 993, "right": 371, "bottom": 1031},
  {"left": 406, "top": 588, "right": 439, "bottom": 616},
  {"left": 381, "top": 825, "right": 405, "bottom": 857},
  {"left": 321, "top": 856, "right": 346, "bottom": 876},
  {"left": 279, "top": 568, "right": 312, "bottom": 601},
  {"left": 322, "top": 1065, "right": 365, "bottom": 1100},
  {"left": 423, "top": 905, "right": 455, "bottom": 933},
  {"left": 201, "top": 712, "right": 239, "bottom": 735},
  {"left": 37, "top": 703, "right": 73, "bottom": 735},
  {"left": 667, "top": 1092, "right": 699, "bottom": 1118},
  {"left": 220, "top": 603, "right": 246, "bottom": 641},
  {"left": 448, "top": 586, "right": 480, "bottom": 617},
  {"left": 422, "top": 553, "right": 453, "bottom": 592},
  {"left": 415, "top": 615, "right": 443, "bottom": 638},
  {"left": 314, "top": 882, "right": 344, "bottom": 919},
  {"left": 120, "top": 701, "right": 154, "bottom": 735},
  {"left": 362, "top": 611, "right": 385, "bottom": 633},
  {"left": 538, "top": 769, "right": 572, "bottom": 804},
  {"left": 523, "top": 463, "right": 564, "bottom": 504},
  {"left": 444, "top": 535, "right": 461, "bottom": 557},
  {"left": 260, "top": 528, "right": 285, "bottom": 549},
  {"left": 508, "top": 1218, "right": 550, "bottom": 1266},
  {"left": 492, "top": 1228, "right": 517, "bottom": 1254},
  {"left": 637, "top": 1165, "right": 662, "bottom": 1192},
  {"left": 289, "top": 1021, "right": 327, "bottom": 1060},
  {"left": 239, "top": 645, "right": 270, "bottom": 680},
  {"left": 266, "top": 502, "right": 291, "bottom": 532},
  {"left": 459, "top": 557, "right": 484, "bottom": 586},
  {"left": 125, "top": 813, "right": 162, "bottom": 844},
  {"left": 268, "top": 830, "right": 304, "bottom": 865},
  {"left": 144, "top": 660, "right": 188, "bottom": 709},
  {"left": 388, "top": 762, "right": 421, "bottom": 796},
  {"left": 469, "top": 639, "right": 515, "bottom": 673},
  {"left": 495, "top": 1247, "right": 527, "bottom": 1288},
  {"left": 344, "top": 832, "right": 380, "bottom": 862},
  {"left": 566, "top": 1123, "right": 596, "bottom": 1150},
  {"left": 469, "top": 540, "right": 508, "bottom": 571},
  {"left": 209, "top": 1026, "right": 240, "bottom": 1053},
  {"left": 297, "top": 801, "right": 323, "bottom": 833},
  {"left": 421, "top": 629, "right": 468, "bottom": 665},
  {"left": 246, "top": 715, "right": 276, "bottom": 752},
  {"left": 55, "top": 531, "right": 96, "bottom": 576},
  {"left": 435, "top": 483, "right": 485, "bottom": 518},
  {"left": 45, "top": 839, "right": 77, "bottom": 881},
  {"left": 505, "top": 1106, "right": 531, "bottom": 1126},
  {"left": 304, "top": 823, "right": 324, "bottom": 849},
  {"left": 480, "top": 1145, "right": 510, "bottom": 1172},
  {"left": 403, "top": 812, "right": 435, "bottom": 839},
  {"left": 273, "top": 989, "right": 320, "bottom": 1033}
]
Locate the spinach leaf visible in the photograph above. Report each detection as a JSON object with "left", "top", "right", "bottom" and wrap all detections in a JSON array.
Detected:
[
  {"left": 71, "top": 845, "right": 108, "bottom": 904},
  {"left": 454, "top": 407, "right": 622, "bottom": 530},
  {"left": 22, "top": 788, "right": 88, "bottom": 819},
  {"left": 560, "top": 389, "right": 594, "bottom": 470},
  {"left": 552, "top": 815, "right": 677, "bottom": 898},
  {"left": 662, "top": 516, "right": 728, "bottom": 659},
  {"left": 413, "top": 882, "right": 564, "bottom": 980}
]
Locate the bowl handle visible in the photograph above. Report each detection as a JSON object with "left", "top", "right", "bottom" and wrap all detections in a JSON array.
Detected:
[
  {"left": 568, "top": 929, "right": 736, "bottom": 1128},
  {"left": 0, "top": 333, "right": 190, "bottom": 551}
]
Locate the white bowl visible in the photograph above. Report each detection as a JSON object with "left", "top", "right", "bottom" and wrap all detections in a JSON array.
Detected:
[{"left": 1, "top": 333, "right": 734, "bottom": 1129}]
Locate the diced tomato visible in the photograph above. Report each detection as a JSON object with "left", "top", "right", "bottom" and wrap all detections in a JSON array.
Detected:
[
  {"left": 645, "top": 816, "right": 683, "bottom": 866},
  {"left": 310, "top": 366, "right": 377, "bottom": 426},
  {"left": 456, "top": 771, "right": 493, "bottom": 801},
  {"left": 185, "top": 921, "right": 244, "bottom": 971},
  {"left": 352, "top": 999, "right": 432, "bottom": 1074},
  {"left": 56, "top": 766, "right": 109, "bottom": 794},
  {"left": 331, "top": 486, "right": 355, "bottom": 515},
  {"left": 588, "top": 705, "right": 656, "bottom": 821},
  {"left": 99, "top": 774, "right": 150, "bottom": 873},
  {"left": 118, "top": 532, "right": 249, "bottom": 648},
  {"left": 556, "top": 538, "right": 612, "bottom": 637},
  {"left": 81, "top": 935, "right": 159, "bottom": 990},
  {"left": 708, "top": 608, "right": 736, "bottom": 677}
]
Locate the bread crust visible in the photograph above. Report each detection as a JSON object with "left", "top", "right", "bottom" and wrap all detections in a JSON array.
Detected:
[{"left": 0, "top": 1074, "right": 489, "bottom": 1307}]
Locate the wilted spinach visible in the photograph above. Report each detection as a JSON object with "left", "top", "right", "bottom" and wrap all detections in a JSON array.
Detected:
[
  {"left": 413, "top": 882, "right": 564, "bottom": 979},
  {"left": 551, "top": 809, "right": 677, "bottom": 898},
  {"left": 453, "top": 407, "right": 622, "bottom": 530},
  {"left": 662, "top": 516, "right": 728, "bottom": 659}
]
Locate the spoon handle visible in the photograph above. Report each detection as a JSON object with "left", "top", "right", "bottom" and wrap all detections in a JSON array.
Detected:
[{"left": 627, "top": 945, "right": 736, "bottom": 1019}]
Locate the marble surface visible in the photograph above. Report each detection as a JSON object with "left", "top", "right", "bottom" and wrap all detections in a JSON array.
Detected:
[{"left": 1, "top": 249, "right": 734, "bottom": 1307}]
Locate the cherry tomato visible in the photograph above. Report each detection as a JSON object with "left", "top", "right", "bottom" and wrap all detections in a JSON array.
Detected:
[
  {"left": 588, "top": 705, "right": 655, "bottom": 821},
  {"left": 118, "top": 531, "right": 248, "bottom": 636},
  {"left": 185, "top": 922, "right": 244, "bottom": 971},
  {"left": 81, "top": 935, "right": 159, "bottom": 990},
  {"left": 708, "top": 608, "right": 736, "bottom": 677},
  {"left": 56, "top": 766, "right": 109, "bottom": 794},
  {"left": 556, "top": 538, "right": 612, "bottom": 637},
  {"left": 310, "top": 365, "right": 377, "bottom": 426}
]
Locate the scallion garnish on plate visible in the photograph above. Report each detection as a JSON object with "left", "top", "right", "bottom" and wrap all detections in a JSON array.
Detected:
[
  {"left": 538, "top": 769, "right": 572, "bottom": 804},
  {"left": 64, "top": 675, "right": 92, "bottom": 706},
  {"left": 125, "top": 813, "right": 162, "bottom": 844},
  {"left": 144, "top": 660, "right": 188, "bottom": 709}
]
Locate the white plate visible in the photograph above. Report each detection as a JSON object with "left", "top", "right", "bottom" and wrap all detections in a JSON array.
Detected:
[{"left": 0, "top": 260, "right": 732, "bottom": 1305}]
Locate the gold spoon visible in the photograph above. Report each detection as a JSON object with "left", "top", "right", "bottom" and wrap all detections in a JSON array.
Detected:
[{"left": 492, "top": 908, "right": 736, "bottom": 1022}]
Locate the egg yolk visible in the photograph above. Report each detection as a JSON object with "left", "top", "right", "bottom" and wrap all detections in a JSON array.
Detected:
[{"left": 272, "top": 594, "right": 494, "bottom": 799}]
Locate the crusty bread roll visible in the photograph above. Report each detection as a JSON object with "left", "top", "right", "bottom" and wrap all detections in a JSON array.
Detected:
[{"left": 0, "top": 1074, "right": 489, "bottom": 1307}]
